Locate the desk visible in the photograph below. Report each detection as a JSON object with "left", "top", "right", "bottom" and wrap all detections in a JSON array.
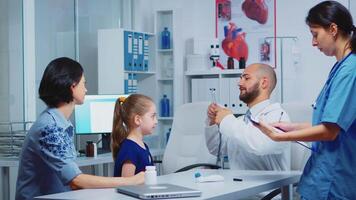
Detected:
[
  {"left": 37, "top": 169, "right": 301, "bottom": 200},
  {"left": 0, "top": 149, "right": 164, "bottom": 200}
]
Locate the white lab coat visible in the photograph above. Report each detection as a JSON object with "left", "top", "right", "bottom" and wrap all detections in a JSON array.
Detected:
[{"left": 205, "top": 100, "right": 291, "bottom": 171}]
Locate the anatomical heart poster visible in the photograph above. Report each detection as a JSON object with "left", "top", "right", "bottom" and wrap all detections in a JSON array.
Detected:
[{"left": 216, "top": 0, "right": 276, "bottom": 68}]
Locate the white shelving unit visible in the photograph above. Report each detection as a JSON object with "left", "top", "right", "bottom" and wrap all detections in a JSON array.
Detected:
[
  {"left": 98, "top": 28, "right": 156, "bottom": 96},
  {"left": 154, "top": 10, "right": 174, "bottom": 148},
  {"left": 98, "top": 28, "right": 161, "bottom": 150},
  {"left": 154, "top": 9, "right": 183, "bottom": 148},
  {"left": 97, "top": 10, "right": 183, "bottom": 151}
]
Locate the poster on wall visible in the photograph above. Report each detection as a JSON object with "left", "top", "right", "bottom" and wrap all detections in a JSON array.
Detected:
[{"left": 216, "top": 0, "right": 276, "bottom": 69}]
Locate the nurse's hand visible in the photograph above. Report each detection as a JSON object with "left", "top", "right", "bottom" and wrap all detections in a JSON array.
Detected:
[
  {"left": 271, "top": 122, "right": 311, "bottom": 132},
  {"left": 207, "top": 103, "right": 219, "bottom": 125},
  {"left": 253, "top": 120, "right": 283, "bottom": 141},
  {"left": 270, "top": 122, "right": 295, "bottom": 132},
  {"left": 215, "top": 107, "right": 233, "bottom": 125}
]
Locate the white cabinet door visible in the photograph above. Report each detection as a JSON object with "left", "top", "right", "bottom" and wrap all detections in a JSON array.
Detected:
[
  {"left": 191, "top": 78, "right": 219, "bottom": 103},
  {"left": 228, "top": 77, "right": 248, "bottom": 114},
  {"left": 220, "top": 78, "right": 230, "bottom": 109}
]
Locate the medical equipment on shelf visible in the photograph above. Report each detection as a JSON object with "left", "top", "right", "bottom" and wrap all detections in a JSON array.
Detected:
[{"left": 209, "top": 39, "right": 224, "bottom": 70}]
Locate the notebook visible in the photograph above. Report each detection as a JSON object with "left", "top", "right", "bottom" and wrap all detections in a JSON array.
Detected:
[{"left": 116, "top": 183, "right": 202, "bottom": 199}]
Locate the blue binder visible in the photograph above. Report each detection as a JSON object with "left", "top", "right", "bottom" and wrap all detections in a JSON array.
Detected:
[
  {"left": 137, "top": 33, "right": 144, "bottom": 71},
  {"left": 143, "top": 34, "right": 150, "bottom": 71},
  {"left": 124, "top": 31, "right": 133, "bottom": 71},
  {"left": 132, "top": 32, "right": 140, "bottom": 71},
  {"left": 124, "top": 73, "right": 129, "bottom": 94}
]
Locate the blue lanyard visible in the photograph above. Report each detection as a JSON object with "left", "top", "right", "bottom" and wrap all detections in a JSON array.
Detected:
[{"left": 311, "top": 52, "right": 352, "bottom": 153}]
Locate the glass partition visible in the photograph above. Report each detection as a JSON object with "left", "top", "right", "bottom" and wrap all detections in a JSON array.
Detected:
[
  {"left": 34, "top": 0, "right": 76, "bottom": 114},
  {"left": 77, "top": 0, "right": 122, "bottom": 94},
  {"left": 0, "top": 0, "right": 24, "bottom": 123}
]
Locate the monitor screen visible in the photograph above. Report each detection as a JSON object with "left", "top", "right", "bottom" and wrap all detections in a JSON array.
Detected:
[{"left": 74, "top": 94, "right": 129, "bottom": 134}]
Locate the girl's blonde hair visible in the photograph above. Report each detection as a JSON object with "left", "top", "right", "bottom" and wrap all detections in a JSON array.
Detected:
[{"left": 111, "top": 94, "right": 154, "bottom": 160}]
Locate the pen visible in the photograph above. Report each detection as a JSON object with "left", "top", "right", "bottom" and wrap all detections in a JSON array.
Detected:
[
  {"left": 278, "top": 111, "right": 284, "bottom": 122},
  {"left": 233, "top": 178, "right": 243, "bottom": 181}
]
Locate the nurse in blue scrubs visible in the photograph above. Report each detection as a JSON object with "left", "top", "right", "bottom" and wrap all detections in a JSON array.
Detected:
[{"left": 255, "top": 1, "right": 356, "bottom": 199}]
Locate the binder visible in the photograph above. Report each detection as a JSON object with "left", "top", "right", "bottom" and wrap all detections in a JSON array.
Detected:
[
  {"left": 128, "top": 73, "right": 133, "bottom": 93},
  {"left": 132, "top": 32, "right": 140, "bottom": 71},
  {"left": 137, "top": 33, "right": 144, "bottom": 71},
  {"left": 143, "top": 34, "right": 150, "bottom": 71},
  {"left": 124, "top": 31, "right": 133, "bottom": 71},
  {"left": 132, "top": 74, "right": 138, "bottom": 93},
  {"left": 124, "top": 73, "right": 129, "bottom": 94}
]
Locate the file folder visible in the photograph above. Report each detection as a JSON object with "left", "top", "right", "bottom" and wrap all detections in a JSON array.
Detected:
[
  {"left": 132, "top": 32, "right": 140, "bottom": 71},
  {"left": 138, "top": 33, "right": 144, "bottom": 71},
  {"left": 124, "top": 31, "right": 133, "bottom": 71},
  {"left": 143, "top": 34, "right": 150, "bottom": 71}
]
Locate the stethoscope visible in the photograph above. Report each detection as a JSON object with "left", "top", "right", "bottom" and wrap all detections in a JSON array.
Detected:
[{"left": 311, "top": 52, "right": 352, "bottom": 110}]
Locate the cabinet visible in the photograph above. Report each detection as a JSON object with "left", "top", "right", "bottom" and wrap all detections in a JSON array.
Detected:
[
  {"left": 98, "top": 28, "right": 161, "bottom": 149},
  {"left": 187, "top": 70, "right": 248, "bottom": 115},
  {"left": 98, "top": 28, "right": 155, "bottom": 96},
  {"left": 97, "top": 9, "right": 183, "bottom": 151}
]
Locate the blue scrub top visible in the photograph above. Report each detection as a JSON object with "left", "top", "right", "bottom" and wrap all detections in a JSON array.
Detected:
[
  {"left": 114, "top": 139, "right": 153, "bottom": 177},
  {"left": 16, "top": 108, "right": 82, "bottom": 200},
  {"left": 298, "top": 53, "right": 356, "bottom": 199}
]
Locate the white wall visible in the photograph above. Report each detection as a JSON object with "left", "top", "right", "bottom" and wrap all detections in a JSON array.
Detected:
[{"left": 132, "top": 0, "right": 354, "bottom": 105}]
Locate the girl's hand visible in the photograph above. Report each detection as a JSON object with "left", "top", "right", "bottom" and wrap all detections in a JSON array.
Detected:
[{"left": 129, "top": 171, "right": 145, "bottom": 185}]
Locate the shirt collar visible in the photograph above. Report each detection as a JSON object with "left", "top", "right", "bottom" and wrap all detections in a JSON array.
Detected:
[
  {"left": 249, "top": 99, "right": 271, "bottom": 117},
  {"left": 46, "top": 108, "right": 73, "bottom": 132}
]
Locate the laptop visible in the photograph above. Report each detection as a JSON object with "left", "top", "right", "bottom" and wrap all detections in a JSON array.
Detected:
[{"left": 116, "top": 183, "right": 202, "bottom": 199}]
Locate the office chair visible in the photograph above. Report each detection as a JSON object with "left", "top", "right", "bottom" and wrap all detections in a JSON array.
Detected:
[
  {"left": 161, "top": 102, "right": 220, "bottom": 175},
  {"left": 262, "top": 102, "right": 312, "bottom": 200}
]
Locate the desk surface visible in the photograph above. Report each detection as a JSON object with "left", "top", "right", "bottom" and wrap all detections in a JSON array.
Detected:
[{"left": 37, "top": 169, "right": 301, "bottom": 200}]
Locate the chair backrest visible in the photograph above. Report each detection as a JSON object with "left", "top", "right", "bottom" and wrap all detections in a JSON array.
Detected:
[
  {"left": 281, "top": 102, "right": 312, "bottom": 171},
  {"left": 162, "top": 102, "right": 217, "bottom": 174}
]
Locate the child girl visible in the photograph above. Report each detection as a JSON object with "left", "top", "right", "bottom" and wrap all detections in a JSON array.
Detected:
[{"left": 111, "top": 94, "right": 158, "bottom": 177}]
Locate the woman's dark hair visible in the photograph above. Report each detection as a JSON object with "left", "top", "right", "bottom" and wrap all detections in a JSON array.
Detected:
[
  {"left": 39, "top": 57, "right": 84, "bottom": 108},
  {"left": 306, "top": 1, "right": 356, "bottom": 52}
]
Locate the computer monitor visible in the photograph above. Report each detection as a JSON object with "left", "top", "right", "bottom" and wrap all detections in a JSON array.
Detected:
[
  {"left": 74, "top": 94, "right": 129, "bottom": 135},
  {"left": 74, "top": 94, "right": 129, "bottom": 153}
]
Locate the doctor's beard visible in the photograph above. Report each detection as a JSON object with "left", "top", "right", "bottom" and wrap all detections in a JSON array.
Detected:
[{"left": 239, "top": 82, "right": 260, "bottom": 104}]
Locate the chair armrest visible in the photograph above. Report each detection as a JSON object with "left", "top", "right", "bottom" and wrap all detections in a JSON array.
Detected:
[
  {"left": 153, "top": 160, "right": 162, "bottom": 164},
  {"left": 174, "top": 163, "right": 221, "bottom": 173},
  {"left": 261, "top": 183, "right": 299, "bottom": 200}
]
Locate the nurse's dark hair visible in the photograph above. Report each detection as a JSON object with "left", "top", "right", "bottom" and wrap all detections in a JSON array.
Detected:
[
  {"left": 39, "top": 57, "right": 84, "bottom": 108},
  {"left": 306, "top": 1, "right": 356, "bottom": 53}
]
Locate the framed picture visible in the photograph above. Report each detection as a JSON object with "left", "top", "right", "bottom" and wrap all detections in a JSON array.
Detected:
[{"left": 216, "top": 0, "right": 276, "bottom": 68}]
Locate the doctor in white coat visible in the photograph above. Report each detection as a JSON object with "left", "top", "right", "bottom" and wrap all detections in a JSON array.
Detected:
[{"left": 205, "top": 63, "right": 290, "bottom": 170}]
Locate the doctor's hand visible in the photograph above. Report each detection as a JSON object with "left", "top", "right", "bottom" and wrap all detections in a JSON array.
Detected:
[
  {"left": 214, "top": 107, "right": 233, "bottom": 125},
  {"left": 207, "top": 103, "right": 220, "bottom": 126}
]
